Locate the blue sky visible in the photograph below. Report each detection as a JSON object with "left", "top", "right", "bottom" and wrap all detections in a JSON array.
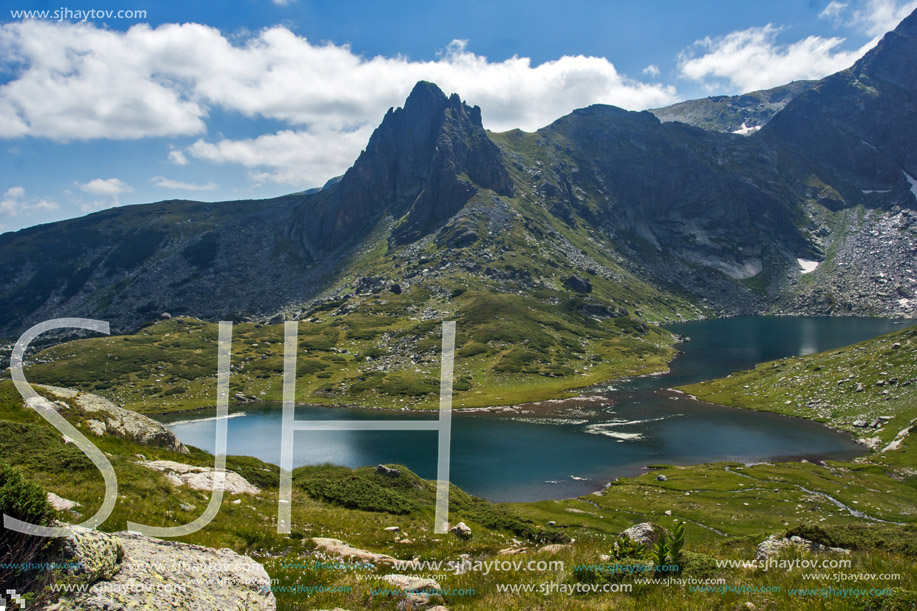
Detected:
[{"left": 1, "top": 0, "right": 915, "bottom": 233}]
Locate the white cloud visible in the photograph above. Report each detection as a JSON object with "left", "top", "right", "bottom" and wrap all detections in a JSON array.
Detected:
[
  {"left": 77, "top": 177, "right": 132, "bottom": 211},
  {"left": 821, "top": 0, "right": 917, "bottom": 37},
  {"left": 151, "top": 176, "right": 217, "bottom": 190},
  {"left": 0, "top": 186, "right": 59, "bottom": 216},
  {"left": 0, "top": 21, "right": 675, "bottom": 140},
  {"left": 820, "top": 1, "right": 850, "bottom": 21},
  {"left": 0, "top": 22, "right": 206, "bottom": 140},
  {"left": 79, "top": 177, "right": 132, "bottom": 196},
  {"left": 168, "top": 149, "right": 189, "bottom": 165},
  {"left": 4, "top": 186, "right": 24, "bottom": 200},
  {"left": 642, "top": 64, "right": 661, "bottom": 77},
  {"left": 0, "top": 20, "right": 681, "bottom": 187},
  {"left": 272, "top": 0, "right": 297, "bottom": 5},
  {"left": 678, "top": 24, "right": 874, "bottom": 92},
  {"left": 188, "top": 126, "right": 375, "bottom": 185}
]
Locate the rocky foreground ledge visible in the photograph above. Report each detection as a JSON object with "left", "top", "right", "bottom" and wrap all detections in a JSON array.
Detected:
[
  {"left": 38, "top": 385, "right": 188, "bottom": 454},
  {"left": 45, "top": 525, "right": 275, "bottom": 610}
]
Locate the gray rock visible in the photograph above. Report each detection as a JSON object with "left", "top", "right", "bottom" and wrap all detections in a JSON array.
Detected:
[
  {"left": 563, "top": 275, "right": 592, "bottom": 293},
  {"left": 576, "top": 299, "right": 627, "bottom": 320},
  {"left": 141, "top": 460, "right": 261, "bottom": 495},
  {"left": 375, "top": 464, "right": 401, "bottom": 478},
  {"left": 47, "top": 492, "right": 79, "bottom": 512},
  {"left": 656, "top": 474, "right": 668, "bottom": 481},
  {"left": 40, "top": 386, "right": 188, "bottom": 454},
  {"left": 755, "top": 534, "right": 849, "bottom": 562},
  {"left": 48, "top": 525, "right": 275, "bottom": 610},
  {"left": 311, "top": 537, "right": 407, "bottom": 567},
  {"left": 620, "top": 522, "right": 667, "bottom": 547},
  {"left": 86, "top": 419, "right": 107, "bottom": 436},
  {"left": 381, "top": 574, "right": 441, "bottom": 608},
  {"left": 449, "top": 522, "right": 473, "bottom": 540}
]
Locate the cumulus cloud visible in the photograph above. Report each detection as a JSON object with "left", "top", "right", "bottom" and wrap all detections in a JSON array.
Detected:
[
  {"left": 820, "top": 1, "right": 850, "bottom": 21},
  {"left": 0, "top": 186, "right": 59, "bottom": 216},
  {"left": 0, "top": 21, "right": 675, "bottom": 138},
  {"left": 678, "top": 24, "right": 873, "bottom": 92},
  {"left": 168, "top": 150, "right": 189, "bottom": 165},
  {"left": 79, "top": 177, "right": 132, "bottom": 196},
  {"left": 681, "top": 1, "right": 915, "bottom": 93},
  {"left": 150, "top": 176, "right": 217, "bottom": 190},
  {"left": 188, "top": 126, "right": 375, "bottom": 185},
  {"left": 0, "top": 20, "right": 679, "bottom": 186},
  {"left": 642, "top": 64, "right": 661, "bottom": 77},
  {"left": 77, "top": 177, "right": 132, "bottom": 211},
  {"left": 821, "top": 0, "right": 917, "bottom": 37}
]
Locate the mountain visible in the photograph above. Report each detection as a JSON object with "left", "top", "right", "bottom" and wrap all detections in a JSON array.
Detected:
[
  {"left": 651, "top": 80, "right": 814, "bottom": 133},
  {"left": 2, "top": 9, "right": 916, "bottom": 355},
  {"left": 288, "top": 82, "right": 513, "bottom": 255}
]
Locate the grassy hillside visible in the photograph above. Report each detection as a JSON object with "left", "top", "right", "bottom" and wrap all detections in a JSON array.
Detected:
[
  {"left": 679, "top": 325, "right": 917, "bottom": 473},
  {"left": 2, "top": 380, "right": 916, "bottom": 609},
  {"left": 18, "top": 299, "right": 678, "bottom": 413}
]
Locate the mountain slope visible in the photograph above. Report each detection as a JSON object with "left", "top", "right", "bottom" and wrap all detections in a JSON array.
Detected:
[
  {"left": 651, "top": 80, "right": 814, "bottom": 133},
  {"left": 2, "top": 11, "right": 917, "bottom": 400}
]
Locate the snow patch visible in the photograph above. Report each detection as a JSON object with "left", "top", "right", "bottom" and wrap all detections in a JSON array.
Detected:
[
  {"left": 903, "top": 171, "right": 917, "bottom": 201},
  {"left": 861, "top": 189, "right": 891, "bottom": 194},
  {"left": 797, "top": 258, "right": 820, "bottom": 274},
  {"left": 732, "top": 121, "right": 762, "bottom": 135}
]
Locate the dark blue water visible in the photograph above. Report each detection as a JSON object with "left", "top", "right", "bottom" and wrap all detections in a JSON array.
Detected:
[{"left": 161, "top": 317, "right": 913, "bottom": 502}]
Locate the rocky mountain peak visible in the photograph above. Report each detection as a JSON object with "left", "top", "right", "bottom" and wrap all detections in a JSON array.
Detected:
[
  {"left": 290, "top": 81, "right": 512, "bottom": 253},
  {"left": 852, "top": 7, "right": 917, "bottom": 88}
]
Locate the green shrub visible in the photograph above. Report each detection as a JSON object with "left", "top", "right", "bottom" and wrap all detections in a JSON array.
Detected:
[{"left": 0, "top": 461, "right": 53, "bottom": 592}]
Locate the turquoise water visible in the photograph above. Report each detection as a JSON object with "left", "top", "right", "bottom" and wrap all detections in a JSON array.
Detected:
[{"left": 162, "top": 317, "right": 912, "bottom": 502}]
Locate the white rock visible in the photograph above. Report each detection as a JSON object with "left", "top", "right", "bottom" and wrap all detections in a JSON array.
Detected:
[
  {"left": 47, "top": 492, "right": 79, "bottom": 511},
  {"left": 140, "top": 460, "right": 260, "bottom": 495}
]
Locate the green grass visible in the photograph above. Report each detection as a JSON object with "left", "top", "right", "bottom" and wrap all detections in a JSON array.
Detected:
[
  {"left": 679, "top": 325, "right": 917, "bottom": 472},
  {"left": 17, "top": 288, "right": 678, "bottom": 414},
  {"left": 2, "top": 377, "right": 915, "bottom": 609}
]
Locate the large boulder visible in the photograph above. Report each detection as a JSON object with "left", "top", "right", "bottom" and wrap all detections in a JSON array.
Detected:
[
  {"left": 47, "top": 525, "right": 275, "bottom": 610},
  {"left": 563, "top": 275, "right": 592, "bottom": 293},
  {"left": 140, "top": 460, "right": 260, "bottom": 495},
  {"left": 619, "top": 522, "right": 668, "bottom": 547},
  {"left": 311, "top": 537, "right": 410, "bottom": 567},
  {"left": 40, "top": 385, "right": 188, "bottom": 454},
  {"left": 755, "top": 534, "right": 849, "bottom": 562},
  {"left": 381, "top": 574, "right": 442, "bottom": 608},
  {"left": 449, "top": 522, "right": 473, "bottom": 540},
  {"left": 576, "top": 299, "right": 627, "bottom": 319}
]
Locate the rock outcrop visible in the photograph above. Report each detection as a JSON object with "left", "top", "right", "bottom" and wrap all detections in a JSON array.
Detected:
[
  {"left": 620, "top": 522, "right": 668, "bottom": 547},
  {"left": 40, "top": 385, "right": 188, "bottom": 454},
  {"left": 311, "top": 537, "right": 410, "bottom": 567},
  {"left": 47, "top": 525, "right": 275, "bottom": 610},
  {"left": 755, "top": 534, "right": 850, "bottom": 562},
  {"left": 140, "top": 460, "right": 260, "bottom": 495},
  {"left": 288, "top": 81, "right": 512, "bottom": 255}
]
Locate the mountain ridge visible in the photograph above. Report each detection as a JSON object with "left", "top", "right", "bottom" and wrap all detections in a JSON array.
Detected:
[{"left": 2, "top": 10, "right": 917, "bottom": 345}]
